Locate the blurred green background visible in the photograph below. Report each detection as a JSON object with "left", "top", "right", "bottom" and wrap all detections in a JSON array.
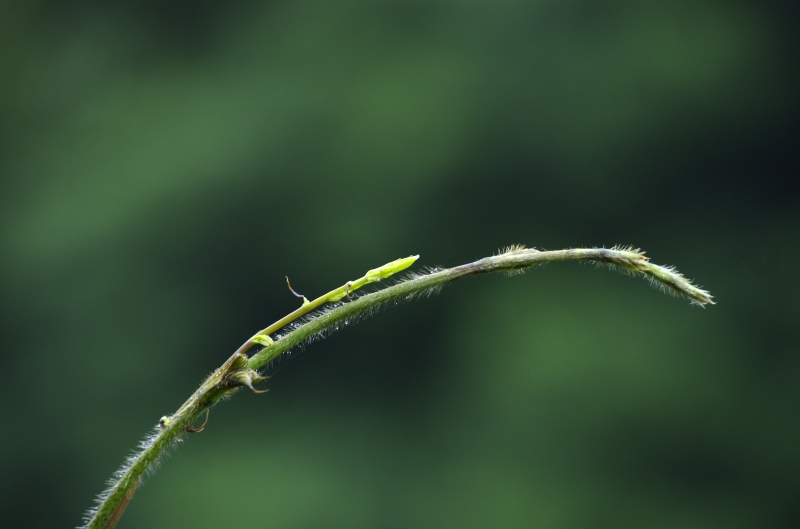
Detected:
[{"left": 1, "top": 1, "right": 798, "bottom": 528}]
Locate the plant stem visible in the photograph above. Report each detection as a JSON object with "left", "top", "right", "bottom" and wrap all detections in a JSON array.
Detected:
[{"left": 80, "top": 246, "right": 712, "bottom": 529}]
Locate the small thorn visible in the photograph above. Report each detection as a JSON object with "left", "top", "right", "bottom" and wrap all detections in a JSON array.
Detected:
[
  {"left": 186, "top": 409, "right": 210, "bottom": 433},
  {"left": 246, "top": 374, "right": 270, "bottom": 394}
]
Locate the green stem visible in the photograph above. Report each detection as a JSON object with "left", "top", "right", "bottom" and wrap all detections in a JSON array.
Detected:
[
  {"left": 235, "top": 255, "right": 419, "bottom": 356},
  {"left": 80, "top": 246, "right": 712, "bottom": 529}
]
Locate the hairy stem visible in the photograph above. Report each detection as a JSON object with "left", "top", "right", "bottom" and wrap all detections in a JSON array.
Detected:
[{"left": 80, "top": 246, "right": 712, "bottom": 529}]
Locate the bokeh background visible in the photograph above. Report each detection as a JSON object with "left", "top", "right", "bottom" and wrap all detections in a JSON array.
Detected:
[{"left": 1, "top": 1, "right": 798, "bottom": 528}]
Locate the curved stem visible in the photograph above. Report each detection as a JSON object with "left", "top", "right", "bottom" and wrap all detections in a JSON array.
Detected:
[
  {"left": 80, "top": 246, "right": 712, "bottom": 529},
  {"left": 234, "top": 255, "right": 419, "bottom": 357}
]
